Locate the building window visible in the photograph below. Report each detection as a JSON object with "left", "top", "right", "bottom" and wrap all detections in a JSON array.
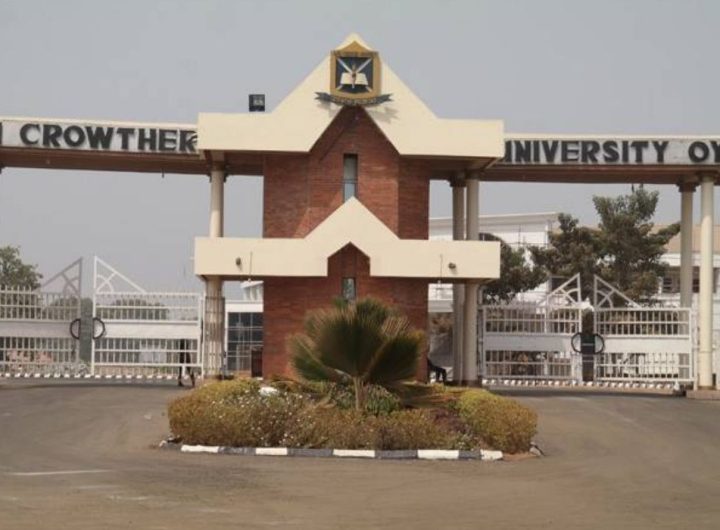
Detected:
[
  {"left": 227, "top": 311, "right": 263, "bottom": 374},
  {"left": 342, "top": 277, "right": 356, "bottom": 302},
  {"left": 343, "top": 154, "right": 358, "bottom": 201}
]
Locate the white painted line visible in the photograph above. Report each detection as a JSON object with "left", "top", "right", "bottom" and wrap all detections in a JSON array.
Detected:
[
  {"left": 7, "top": 469, "right": 111, "bottom": 477},
  {"left": 333, "top": 449, "right": 375, "bottom": 458},
  {"left": 181, "top": 445, "right": 220, "bottom": 454},
  {"left": 256, "top": 447, "right": 288, "bottom": 456},
  {"left": 417, "top": 450, "right": 459, "bottom": 460}
]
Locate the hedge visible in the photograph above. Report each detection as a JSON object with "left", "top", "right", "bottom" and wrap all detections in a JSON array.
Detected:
[
  {"left": 456, "top": 389, "right": 537, "bottom": 453},
  {"left": 168, "top": 380, "right": 537, "bottom": 453}
]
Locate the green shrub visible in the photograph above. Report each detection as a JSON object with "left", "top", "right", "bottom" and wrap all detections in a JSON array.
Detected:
[
  {"left": 372, "top": 409, "right": 457, "bottom": 450},
  {"left": 168, "top": 381, "right": 538, "bottom": 453},
  {"left": 168, "top": 380, "right": 315, "bottom": 447},
  {"left": 456, "top": 390, "right": 537, "bottom": 454},
  {"left": 275, "top": 381, "right": 402, "bottom": 415},
  {"left": 285, "top": 407, "right": 456, "bottom": 450}
]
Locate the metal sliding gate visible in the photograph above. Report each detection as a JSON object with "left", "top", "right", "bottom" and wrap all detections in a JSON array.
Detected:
[
  {"left": 92, "top": 258, "right": 203, "bottom": 379},
  {"left": 1, "top": 257, "right": 203, "bottom": 380},
  {"left": 592, "top": 277, "right": 694, "bottom": 385},
  {"left": 480, "top": 275, "right": 696, "bottom": 387},
  {"left": 481, "top": 275, "right": 583, "bottom": 382},
  {"left": 0, "top": 259, "right": 86, "bottom": 376}
]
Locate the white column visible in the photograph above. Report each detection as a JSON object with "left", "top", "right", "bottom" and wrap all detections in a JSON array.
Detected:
[
  {"left": 209, "top": 166, "right": 225, "bottom": 238},
  {"left": 698, "top": 173, "right": 715, "bottom": 389},
  {"left": 679, "top": 182, "right": 696, "bottom": 308},
  {"left": 204, "top": 164, "right": 226, "bottom": 378},
  {"left": 463, "top": 175, "right": 480, "bottom": 384},
  {"left": 451, "top": 175, "right": 465, "bottom": 383}
]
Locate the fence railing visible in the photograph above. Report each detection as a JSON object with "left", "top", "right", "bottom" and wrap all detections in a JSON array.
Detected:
[
  {"left": 594, "top": 307, "right": 693, "bottom": 383},
  {"left": 480, "top": 304, "right": 582, "bottom": 381},
  {"left": 483, "top": 350, "right": 580, "bottom": 380},
  {"left": 0, "top": 288, "right": 80, "bottom": 321},
  {"left": 595, "top": 308, "right": 691, "bottom": 337},
  {"left": 92, "top": 292, "right": 203, "bottom": 377},
  {"left": 0, "top": 287, "right": 83, "bottom": 375},
  {"left": 94, "top": 292, "right": 200, "bottom": 322},
  {"left": 483, "top": 305, "right": 582, "bottom": 335}
]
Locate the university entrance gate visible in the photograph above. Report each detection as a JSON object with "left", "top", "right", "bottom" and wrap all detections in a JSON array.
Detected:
[{"left": 0, "top": 257, "right": 205, "bottom": 380}]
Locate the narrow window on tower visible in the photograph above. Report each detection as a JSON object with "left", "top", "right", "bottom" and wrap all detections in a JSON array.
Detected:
[
  {"left": 342, "top": 277, "right": 356, "bottom": 302},
  {"left": 343, "top": 154, "right": 358, "bottom": 201}
]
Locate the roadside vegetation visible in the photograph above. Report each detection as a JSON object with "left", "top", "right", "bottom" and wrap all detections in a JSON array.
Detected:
[{"left": 168, "top": 298, "right": 537, "bottom": 454}]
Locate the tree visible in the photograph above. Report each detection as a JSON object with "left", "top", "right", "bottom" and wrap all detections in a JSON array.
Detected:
[
  {"left": 593, "top": 187, "right": 679, "bottom": 303},
  {"left": 529, "top": 214, "right": 603, "bottom": 300},
  {"left": 482, "top": 235, "right": 547, "bottom": 303},
  {"left": 530, "top": 187, "right": 679, "bottom": 304},
  {"left": 0, "top": 246, "right": 42, "bottom": 290},
  {"left": 289, "top": 298, "right": 424, "bottom": 411}
]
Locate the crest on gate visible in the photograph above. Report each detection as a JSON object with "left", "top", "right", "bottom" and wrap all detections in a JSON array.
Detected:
[{"left": 316, "top": 40, "right": 391, "bottom": 106}]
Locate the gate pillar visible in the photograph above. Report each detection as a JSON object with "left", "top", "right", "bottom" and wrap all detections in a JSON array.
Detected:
[
  {"left": 678, "top": 181, "right": 697, "bottom": 308},
  {"left": 462, "top": 174, "right": 480, "bottom": 384},
  {"left": 203, "top": 162, "right": 226, "bottom": 377},
  {"left": 698, "top": 172, "right": 716, "bottom": 389},
  {"left": 451, "top": 174, "right": 465, "bottom": 382}
]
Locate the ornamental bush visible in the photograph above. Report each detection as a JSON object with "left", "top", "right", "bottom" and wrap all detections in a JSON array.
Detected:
[
  {"left": 167, "top": 380, "right": 538, "bottom": 453},
  {"left": 456, "top": 389, "right": 537, "bottom": 454},
  {"left": 283, "top": 407, "right": 458, "bottom": 450},
  {"left": 168, "top": 379, "right": 315, "bottom": 447}
]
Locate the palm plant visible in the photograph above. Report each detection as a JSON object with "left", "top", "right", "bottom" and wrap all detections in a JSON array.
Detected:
[{"left": 289, "top": 298, "right": 424, "bottom": 411}]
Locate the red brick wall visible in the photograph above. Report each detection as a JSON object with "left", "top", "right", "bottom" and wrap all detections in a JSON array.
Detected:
[{"left": 261, "top": 107, "right": 430, "bottom": 379}]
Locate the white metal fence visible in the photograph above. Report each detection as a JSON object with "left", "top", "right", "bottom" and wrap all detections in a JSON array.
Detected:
[
  {"left": 481, "top": 304, "right": 583, "bottom": 381},
  {"left": 480, "top": 274, "right": 583, "bottom": 382},
  {"left": 0, "top": 258, "right": 86, "bottom": 376},
  {"left": 91, "top": 258, "right": 203, "bottom": 379},
  {"left": 594, "top": 307, "right": 693, "bottom": 383},
  {"left": 0, "top": 288, "right": 84, "bottom": 375}
]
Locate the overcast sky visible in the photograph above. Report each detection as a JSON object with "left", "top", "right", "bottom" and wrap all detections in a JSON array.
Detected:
[{"left": 1, "top": 0, "right": 719, "bottom": 292}]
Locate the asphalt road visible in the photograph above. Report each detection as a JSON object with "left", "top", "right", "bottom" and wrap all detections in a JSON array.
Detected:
[{"left": 1, "top": 381, "right": 719, "bottom": 529}]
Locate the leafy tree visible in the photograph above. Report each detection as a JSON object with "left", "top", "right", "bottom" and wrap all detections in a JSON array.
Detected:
[
  {"left": 482, "top": 235, "right": 547, "bottom": 303},
  {"left": 529, "top": 214, "right": 603, "bottom": 300},
  {"left": 593, "top": 187, "right": 679, "bottom": 303},
  {"left": 0, "top": 246, "right": 42, "bottom": 290},
  {"left": 530, "top": 187, "right": 679, "bottom": 304},
  {"left": 289, "top": 298, "right": 424, "bottom": 411}
]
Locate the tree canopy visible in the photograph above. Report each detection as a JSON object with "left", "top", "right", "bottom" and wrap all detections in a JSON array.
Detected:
[
  {"left": 482, "top": 235, "right": 547, "bottom": 304},
  {"left": 0, "top": 246, "right": 42, "bottom": 290},
  {"left": 530, "top": 187, "right": 678, "bottom": 304}
]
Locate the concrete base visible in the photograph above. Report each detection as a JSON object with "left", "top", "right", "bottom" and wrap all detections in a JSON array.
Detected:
[
  {"left": 686, "top": 389, "right": 720, "bottom": 400},
  {"left": 488, "top": 384, "right": 679, "bottom": 396}
]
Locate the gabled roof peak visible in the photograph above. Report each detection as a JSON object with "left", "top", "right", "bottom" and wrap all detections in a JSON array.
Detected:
[
  {"left": 337, "top": 33, "right": 374, "bottom": 50},
  {"left": 197, "top": 35, "right": 503, "bottom": 162}
]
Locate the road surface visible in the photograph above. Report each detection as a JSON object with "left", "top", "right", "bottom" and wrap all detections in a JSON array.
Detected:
[{"left": 1, "top": 381, "right": 719, "bottom": 529}]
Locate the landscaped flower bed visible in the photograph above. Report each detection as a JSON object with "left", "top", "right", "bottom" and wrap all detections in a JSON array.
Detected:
[
  {"left": 168, "top": 298, "right": 538, "bottom": 455},
  {"left": 167, "top": 379, "right": 537, "bottom": 454}
]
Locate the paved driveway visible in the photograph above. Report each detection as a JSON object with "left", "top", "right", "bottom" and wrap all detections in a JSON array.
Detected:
[{"left": 0, "top": 381, "right": 719, "bottom": 529}]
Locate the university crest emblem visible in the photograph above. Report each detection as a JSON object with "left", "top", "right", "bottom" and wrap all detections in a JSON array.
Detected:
[{"left": 316, "top": 40, "right": 391, "bottom": 106}]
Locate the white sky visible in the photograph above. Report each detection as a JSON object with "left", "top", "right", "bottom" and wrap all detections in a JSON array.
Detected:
[{"left": 1, "top": 0, "right": 719, "bottom": 291}]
